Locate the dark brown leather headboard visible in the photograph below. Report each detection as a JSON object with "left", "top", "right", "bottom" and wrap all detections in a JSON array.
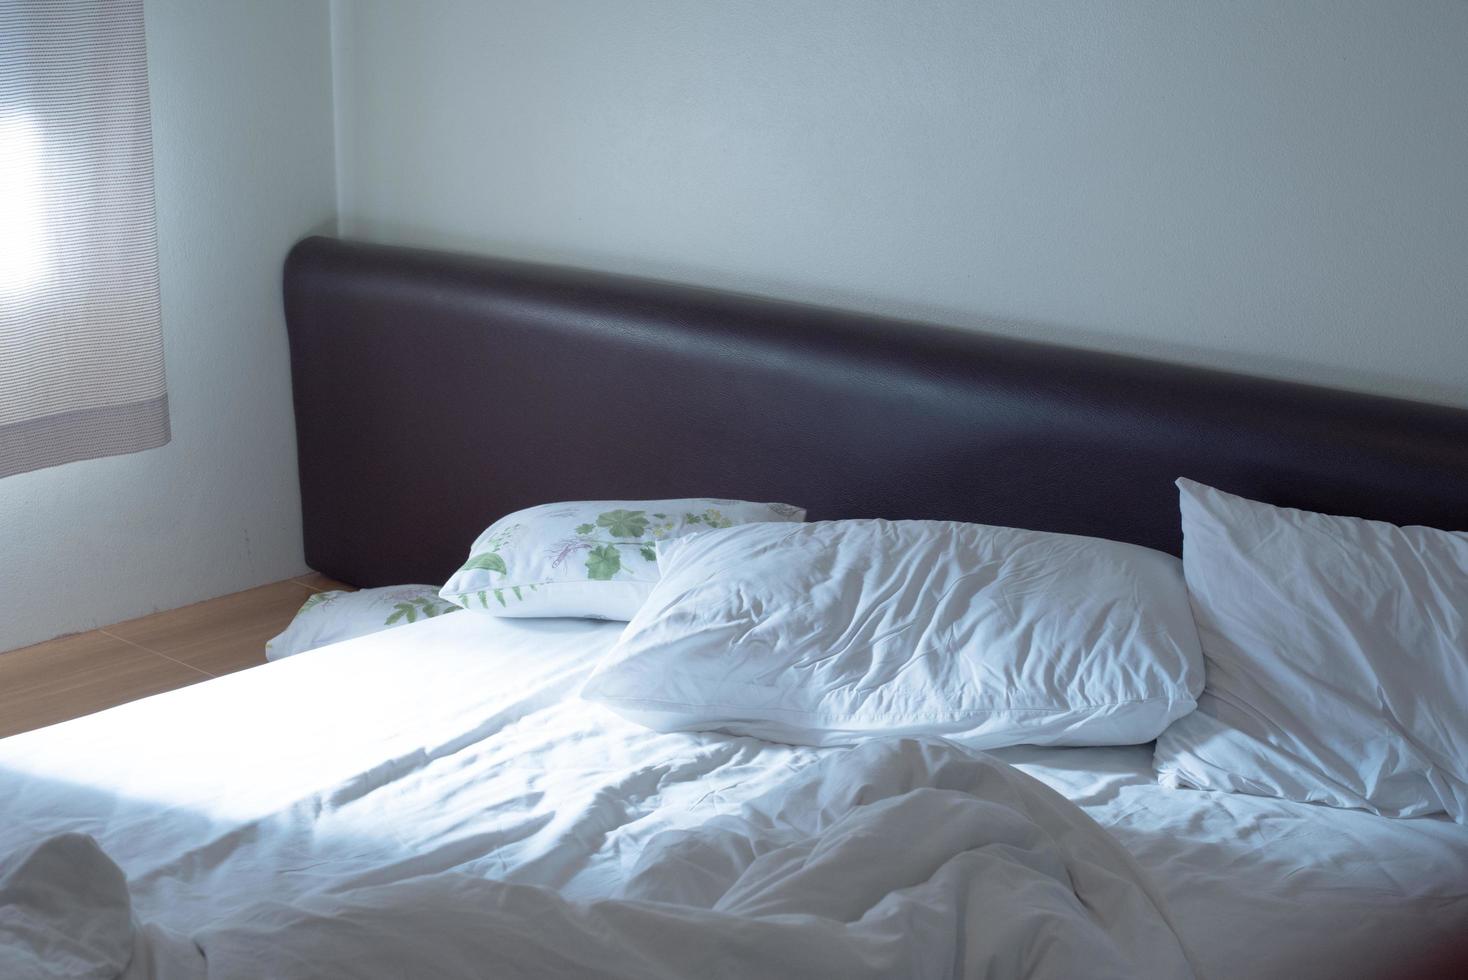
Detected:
[{"left": 283, "top": 236, "right": 1468, "bottom": 587}]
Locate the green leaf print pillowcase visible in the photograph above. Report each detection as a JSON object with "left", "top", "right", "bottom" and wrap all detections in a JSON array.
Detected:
[
  {"left": 440, "top": 499, "right": 806, "bottom": 620},
  {"left": 266, "top": 585, "right": 462, "bottom": 661}
]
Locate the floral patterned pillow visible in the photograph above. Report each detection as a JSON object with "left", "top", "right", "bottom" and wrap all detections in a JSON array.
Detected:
[
  {"left": 439, "top": 499, "right": 806, "bottom": 620},
  {"left": 266, "top": 585, "right": 461, "bottom": 661}
]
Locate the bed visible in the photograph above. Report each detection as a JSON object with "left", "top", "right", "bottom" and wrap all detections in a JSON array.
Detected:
[{"left": 2, "top": 236, "right": 1465, "bottom": 978}]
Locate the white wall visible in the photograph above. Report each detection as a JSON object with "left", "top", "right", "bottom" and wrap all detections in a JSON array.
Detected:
[
  {"left": 0, "top": 0, "right": 336, "bottom": 651},
  {"left": 3, "top": 1, "right": 1463, "bottom": 651},
  {"left": 334, "top": 0, "right": 1468, "bottom": 409}
]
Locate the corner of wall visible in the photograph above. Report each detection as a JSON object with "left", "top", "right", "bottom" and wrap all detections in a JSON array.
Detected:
[{"left": 327, "top": 0, "right": 349, "bottom": 238}]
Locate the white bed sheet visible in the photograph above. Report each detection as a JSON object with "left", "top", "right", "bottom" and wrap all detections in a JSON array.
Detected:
[
  {"left": 0, "top": 614, "right": 823, "bottom": 929},
  {"left": 993, "top": 744, "right": 1468, "bottom": 979},
  {"left": 0, "top": 613, "right": 1463, "bottom": 978}
]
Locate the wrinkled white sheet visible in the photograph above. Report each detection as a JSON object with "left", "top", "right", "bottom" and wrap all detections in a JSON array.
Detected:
[
  {"left": 994, "top": 743, "right": 1468, "bottom": 980},
  {"left": 1, "top": 614, "right": 787, "bottom": 926},
  {"left": 9, "top": 742, "right": 1196, "bottom": 979},
  {"left": 0, "top": 833, "right": 133, "bottom": 980},
  {"left": 0, "top": 613, "right": 1463, "bottom": 978}
]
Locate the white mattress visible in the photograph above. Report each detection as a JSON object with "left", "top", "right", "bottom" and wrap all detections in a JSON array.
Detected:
[{"left": 1, "top": 612, "right": 1463, "bottom": 978}]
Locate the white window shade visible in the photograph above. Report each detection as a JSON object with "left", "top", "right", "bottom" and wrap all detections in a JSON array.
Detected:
[{"left": 0, "top": 0, "right": 168, "bottom": 479}]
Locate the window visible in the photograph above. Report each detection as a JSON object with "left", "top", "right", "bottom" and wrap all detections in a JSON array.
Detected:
[{"left": 0, "top": 0, "right": 168, "bottom": 478}]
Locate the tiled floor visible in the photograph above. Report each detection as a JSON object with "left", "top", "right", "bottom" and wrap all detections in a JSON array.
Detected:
[{"left": 0, "top": 574, "right": 351, "bottom": 739}]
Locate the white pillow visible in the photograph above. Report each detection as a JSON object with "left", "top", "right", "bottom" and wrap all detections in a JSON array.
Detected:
[
  {"left": 581, "top": 519, "right": 1204, "bottom": 748},
  {"left": 1154, "top": 479, "right": 1468, "bottom": 821},
  {"left": 439, "top": 499, "right": 805, "bottom": 621},
  {"left": 265, "top": 585, "right": 461, "bottom": 661}
]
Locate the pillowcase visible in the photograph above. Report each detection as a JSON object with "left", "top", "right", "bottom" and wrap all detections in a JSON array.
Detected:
[
  {"left": 1154, "top": 479, "right": 1468, "bottom": 822},
  {"left": 440, "top": 499, "right": 806, "bottom": 620},
  {"left": 581, "top": 519, "right": 1204, "bottom": 748},
  {"left": 266, "top": 585, "right": 461, "bottom": 661}
]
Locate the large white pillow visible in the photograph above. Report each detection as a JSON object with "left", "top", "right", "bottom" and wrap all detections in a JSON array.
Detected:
[
  {"left": 440, "top": 499, "right": 805, "bottom": 620},
  {"left": 1154, "top": 479, "right": 1468, "bottom": 822},
  {"left": 581, "top": 519, "right": 1204, "bottom": 748}
]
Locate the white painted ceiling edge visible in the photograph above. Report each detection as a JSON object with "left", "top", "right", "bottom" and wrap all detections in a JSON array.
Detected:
[{"left": 332, "top": 0, "right": 1467, "bottom": 410}]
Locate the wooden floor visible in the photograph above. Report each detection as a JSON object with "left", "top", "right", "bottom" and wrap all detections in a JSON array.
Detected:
[{"left": 0, "top": 573, "right": 350, "bottom": 740}]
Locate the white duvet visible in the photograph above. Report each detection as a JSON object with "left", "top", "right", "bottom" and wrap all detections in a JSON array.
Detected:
[
  {"left": 4, "top": 741, "right": 1194, "bottom": 980},
  {"left": 1, "top": 613, "right": 1463, "bottom": 979}
]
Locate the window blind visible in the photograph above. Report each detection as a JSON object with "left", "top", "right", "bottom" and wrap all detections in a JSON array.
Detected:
[{"left": 0, "top": 0, "right": 168, "bottom": 479}]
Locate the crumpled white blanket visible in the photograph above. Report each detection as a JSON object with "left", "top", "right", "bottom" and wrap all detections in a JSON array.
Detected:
[
  {"left": 0, "top": 833, "right": 133, "bottom": 980},
  {"left": 3, "top": 740, "right": 1197, "bottom": 979}
]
